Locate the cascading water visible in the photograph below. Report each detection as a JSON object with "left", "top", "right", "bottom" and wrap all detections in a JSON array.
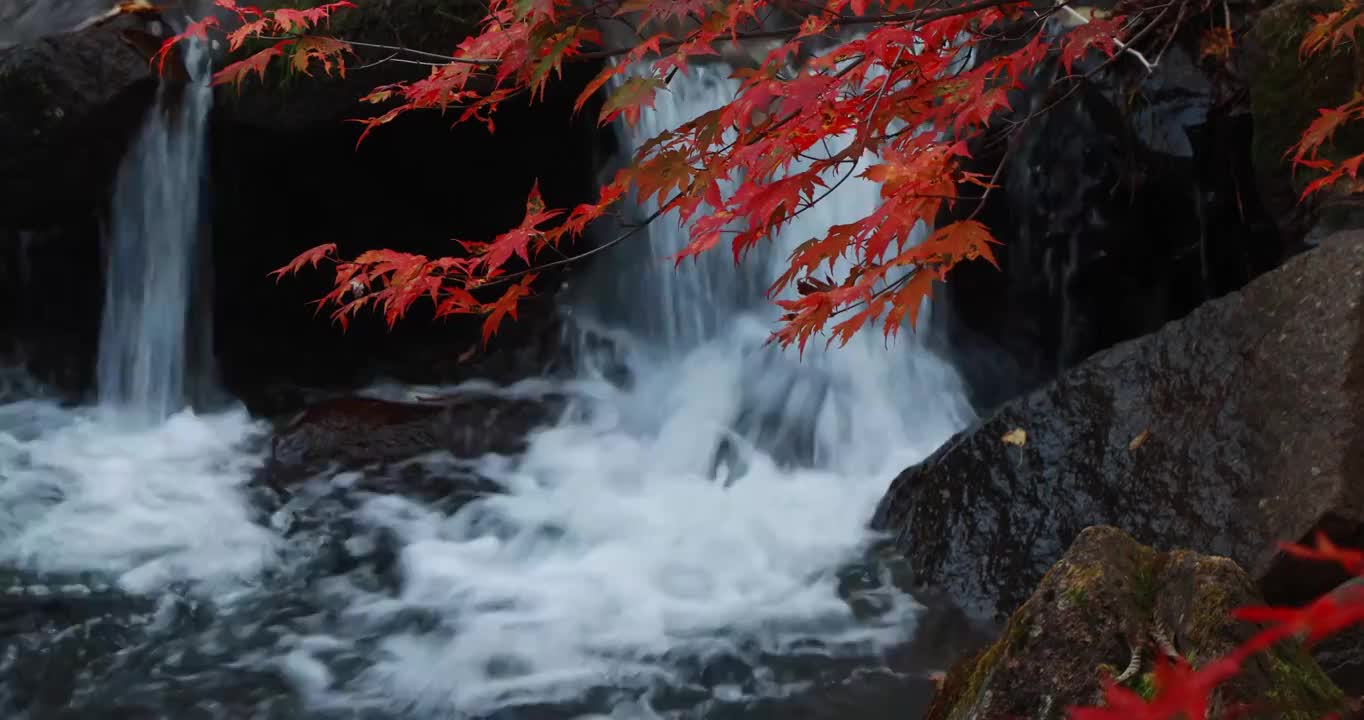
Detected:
[
  {"left": 0, "top": 42, "right": 978, "bottom": 720},
  {"left": 281, "top": 63, "right": 978, "bottom": 716},
  {"left": 96, "top": 37, "right": 216, "bottom": 421}
]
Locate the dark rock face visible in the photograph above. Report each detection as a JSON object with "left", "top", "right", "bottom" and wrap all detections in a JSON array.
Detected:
[
  {"left": 874, "top": 232, "right": 1364, "bottom": 619},
  {"left": 0, "top": 0, "right": 118, "bottom": 47},
  {"left": 943, "top": 20, "right": 1288, "bottom": 411},
  {"left": 0, "top": 11, "right": 162, "bottom": 228},
  {"left": 202, "top": 2, "right": 611, "bottom": 405},
  {"left": 0, "top": 10, "right": 170, "bottom": 393},
  {"left": 925, "top": 526, "right": 1343, "bottom": 720},
  {"left": 265, "top": 393, "right": 565, "bottom": 486}
]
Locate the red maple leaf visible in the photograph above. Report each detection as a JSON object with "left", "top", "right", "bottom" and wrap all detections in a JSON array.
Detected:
[
  {"left": 212, "top": 42, "right": 289, "bottom": 91},
  {"left": 1059, "top": 17, "right": 1125, "bottom": 75},
  {"left": 271, "top": 243, "right": 338, "bottom": 281},
  {"left": 477, "top": 181, "right": 564, "bottom": 273}
]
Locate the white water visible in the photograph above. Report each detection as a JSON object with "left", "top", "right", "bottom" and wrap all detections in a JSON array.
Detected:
[
  {"left": 0, "top": 56, "right": 974, "bottom": 719},
  {"left": 97, "top": 38, "right": 215, "bottom": 422},
  {"left": 0, "top": 401, "right": 276, "bottom": 594}
]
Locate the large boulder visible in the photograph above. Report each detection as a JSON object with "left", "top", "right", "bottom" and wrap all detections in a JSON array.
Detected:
[
  {"left": 0, "top": 0, "right": 117, "bottom": 47},
  {"left": 874, "top": 231, "right": 1364, "bottom": 619},
  {"left": 925, "top": 526, "right": 1343, "bottom": 720},
  {"left": 0, "top": 9, "right": 166, "bottom": 228}
]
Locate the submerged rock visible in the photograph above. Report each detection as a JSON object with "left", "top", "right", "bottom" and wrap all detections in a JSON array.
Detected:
[
  {"left": 926, "top": 527, "right": 1343, "bottom": 720},
  {"left": 266, "top": 393, "right": 565, "bottom": 485},
  {"left": 874, "top": 231, "right": 1364, "bottom": 619}
]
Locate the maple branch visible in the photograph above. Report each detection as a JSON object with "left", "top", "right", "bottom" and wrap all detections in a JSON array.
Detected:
[
  {"left": 574, "top": 0, "right": 1032, "bottom": 60},
  {"left": 255, "top": 33, "right": 499, "bottom": 65},
  {"left": 351, "top": 50, "right": 402, "bottom": 70},
  {"left": 467, "top": 206, "right": 669, "bottom": 293},
  {"left": 783, "top": 47, "right": 905, "bottom": 232},
  {"left": 1146, "top": 0, "right": 1186, "bottom": 69},
  {"left": 994, "top": 0, "right": 1175, "bottom": 143}
]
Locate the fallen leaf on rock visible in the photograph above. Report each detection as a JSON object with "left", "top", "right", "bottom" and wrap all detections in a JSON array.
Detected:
[
  {"left": 928, "top": 671, "right": 946, "bottom": 691},
  {"left": 1128, "top": 429, "right": 1150, "bottom": 451},
  {"left": 1002, "top": 428, "right": 1027, "bottom": 447}
]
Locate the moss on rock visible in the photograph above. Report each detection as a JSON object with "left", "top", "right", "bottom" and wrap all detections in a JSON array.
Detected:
[{"left": 925, "top": 527, "right": 1344, "bottom": 720}]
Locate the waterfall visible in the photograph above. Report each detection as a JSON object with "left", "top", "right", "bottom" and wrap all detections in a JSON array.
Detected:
[
  {"left": 572, "top": 63, "right": 975, "bottom": 474},
  {"left": 345, "top": 62, "right": 978, "bottom": 715},
  {"left": 96, "top": 37, "right": 215, "bottom": 421}
]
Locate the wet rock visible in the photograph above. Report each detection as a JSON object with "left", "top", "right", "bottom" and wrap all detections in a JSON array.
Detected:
[
  {"left": 926, "top": 527, "right": 1343, "bottom": 720},
  {"left": 874, "top": 231, "right": 1364, "bottom": 619},
  {"left": 0, "top": 572, "right": 153, "bottom": 716},
  {"left": 0, "top": 10, "right": 169, "bottom": 228},
  {"left": 0, "top": 0, "right": 118, "bottom": 47},
  {"left": 265, "top": 392, "right": 565, "bottom": 485},
  {"left": 225, "top": 298, "right": 570, "bottom": 419}
]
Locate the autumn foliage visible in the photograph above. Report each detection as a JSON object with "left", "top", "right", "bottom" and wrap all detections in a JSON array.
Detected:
[
  {"left": 1287, "top": 3, "right": 1364, "bottom": 200},
  {"left": 151, "top": 0, "right": 1364, "bottom": 715},
  {"left": 154, "top": 0, "right": 1144, "bottom": 348}
]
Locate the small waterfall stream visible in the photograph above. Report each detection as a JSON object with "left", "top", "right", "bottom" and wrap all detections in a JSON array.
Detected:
[{"left": 96, "top": 37, "right": 215, "bottom": 421}]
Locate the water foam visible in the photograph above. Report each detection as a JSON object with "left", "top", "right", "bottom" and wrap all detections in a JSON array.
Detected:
[{"left": 0, "top": 401, "right": 276, "bottom": 595}]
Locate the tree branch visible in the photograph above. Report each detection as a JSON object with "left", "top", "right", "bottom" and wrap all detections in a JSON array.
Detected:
[{"left": 574, "top": 0, "right": 1032, "bottom": 60}]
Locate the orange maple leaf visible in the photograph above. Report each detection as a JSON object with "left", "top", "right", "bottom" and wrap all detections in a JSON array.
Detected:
[
  {"left": 213, "top": 42, "right": 289, "bottom": 91},
  {"left": 270, "top": 243, "right": 338, "bottom": 281}
]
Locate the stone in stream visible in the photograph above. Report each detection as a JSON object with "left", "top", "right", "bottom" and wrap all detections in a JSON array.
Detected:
[
  {"left": 263, "top": 393, "right": 566, "bottom": 498},
  {"left": 925, "top": 526, "right": 1344, "bottom": 720},
  {"left": 874, "top": 230, "right": 1364, "bottom": 621}
]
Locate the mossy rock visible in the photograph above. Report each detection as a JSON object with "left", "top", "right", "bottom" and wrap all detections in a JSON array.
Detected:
[
  {"left": 925, "top": 526, "right": 1344, "bottom": 720},
  {"left": 1249, "top": 0, "right": 1364, "bottom": 234}
]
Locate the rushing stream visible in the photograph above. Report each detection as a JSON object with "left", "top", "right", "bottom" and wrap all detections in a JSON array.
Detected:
[{"left": 0, "top": 48, "right": 978, "bottom": 719}]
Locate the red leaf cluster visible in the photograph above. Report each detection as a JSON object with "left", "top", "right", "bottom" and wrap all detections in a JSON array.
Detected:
[
  {"left": 1286, "top": 3, "right": 1364, "bottom": 200},
  {"left": 154, "top": 1, "right": 355, "bottom": 90}
]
